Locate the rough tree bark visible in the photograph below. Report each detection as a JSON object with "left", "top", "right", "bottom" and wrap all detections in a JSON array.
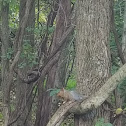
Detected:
[
  {"left": 122, "top": 1, "right": 126, "bottom": 57},
  {"left": 1, "top": 0, "right": 35, "bottom": 125},
  {"left": 35, "top": 0, "right": 71, "bottom": 126},
  {"left": 34, "top": 1, "right": 59, "bottom": 126},
  {"left": 10, "top": 0, "right": 35, "bottom": 126},
  {"left": 75, "top": 0, "right": 111, "bottom": 125},
  {"left": 47, "top": 62, "right": 126, "bottom": 126},
  {"left": 121, "top": 1, "right": 126, "bottom": 125},
  {"left": 51, "top": 0, "right": 72, "bottom": 114},
  {"left": 1, "top": 1, "right": 10, "bottom": 126}
]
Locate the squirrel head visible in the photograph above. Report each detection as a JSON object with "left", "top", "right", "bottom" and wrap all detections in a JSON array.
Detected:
[{"left": 57, "top": 88, "right": 65, "bottom": 98}]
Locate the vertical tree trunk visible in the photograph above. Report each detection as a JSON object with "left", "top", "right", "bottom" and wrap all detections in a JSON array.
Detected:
[
  {"left": 35, "top": 0, "right": 71, "bottom": 126},
  {"left": 10, "top": 0, "right": 35, "bottom": 126},
  {"left": 121, "top": 1, "right": 126, "bottom": 125},
  {"left": 46, "top": 0, "right": 71, "bottom": 118},
  {"left": 1, "top": 1, "right": 10, "bottom": 126},
  {"left": 75, "top": 0, "right": 111, "bottom": 125},
  {"left": 122, "top": 1, "right": 126, "bottom": 57}
]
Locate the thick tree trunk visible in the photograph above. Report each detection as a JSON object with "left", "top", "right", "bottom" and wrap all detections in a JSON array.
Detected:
[
  {"left": 1, "top": 1, "right": 10, "bottom": 126},
  {"left": 17, "top": 0, "right": 35, "bottom": 125},
  {"left": 75, "top": 0, "right": 111, "bottom": 125},
  {"left": 121, "top": 1, "right": 126, "bottom": 126},
  {"left": 47, "top": 62, "right": 126, "bottom": 126}
]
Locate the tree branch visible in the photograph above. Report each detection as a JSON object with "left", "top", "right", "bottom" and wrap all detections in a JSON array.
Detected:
[
  {"left": 47, "top": 63, "right": 126, "bottom": 126},
  {"left": 18, "top": 25, "right": 75, "bottom": 84},
  {"left": 47, "top": 101, "right": 78, "bottom": 126},
  {"left": 10, "top": 0, "right": 34, "bottom": 72}
]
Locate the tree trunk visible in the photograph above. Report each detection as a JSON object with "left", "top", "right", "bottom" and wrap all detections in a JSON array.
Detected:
[
  {"left": 9, "top": 0, "right": 35, "bottom": 126},
  {"left": 46, "top": 0, "right": 71, "bottom": 117},
  {"left": 1, "top": 1, "right": 10, "bottom": 126},
  {"left": 75, "top": 0, "right": 111, "bottom": 125},
  {"left": 121, "top": 1, "right": 126, "bottom": 125},
  {"left": 34, "top": 0, "right": 71, "bottom": 126},
  {"left": 122, "top": 2, "right": 126, "bottom": 57}
]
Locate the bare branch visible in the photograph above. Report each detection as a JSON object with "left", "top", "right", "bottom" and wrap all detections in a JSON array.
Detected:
[
  {"left": 10, "top": 0, "right": 34, "bottom": 72},
  {"left": 18, "top": 25, "right": 75, "bottom": 84},
  {"left": 47, "top": 101, "right": 78, "bottom": 126}
]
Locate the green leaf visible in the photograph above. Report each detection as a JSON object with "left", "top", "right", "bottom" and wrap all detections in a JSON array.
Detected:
[
  {"left": 95, "top": 118, "right": 113, "bottom": 126},
  {"left": 115, "top": 108, "right": 123, "bottom": 115},
  {"left": 103, "top": 123, "right": 113, "bottom": 126},
  {"left": 49, "top": 89, "right": 60, "bottom": 96},
  {"left": 66, "top": 79, "right": 76, "bottom": 90},
  {"left": 0, "top": 113, "right": 3, "bottom": 119},
  {"left": 95, "top": 118, "right": 104, "bottom": 126}
]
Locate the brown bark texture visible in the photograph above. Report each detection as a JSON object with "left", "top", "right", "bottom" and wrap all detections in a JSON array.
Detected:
[
  {"left": 10, "top": 0, "right": 35, "bottom": 126},
  {"left": 122, "top": 2, "right": 126, "bottom": 59},
  {"left": 75, "top": 0, "right": 111, "bottom": 125},
  {"left": 1, "top": 0, "right": 35, "bottom": 126},
  {"left": 47, "top": 62, "right": 126, "bottom": 126},
  {"left": 1, "top": 1, "right": 10, "bottom": 126},
  {"left": 35, "top": 0, "right": 71, "bottom": 126},
  {"left": 121, "top": 1, "right": 126, "bottom": 126}
]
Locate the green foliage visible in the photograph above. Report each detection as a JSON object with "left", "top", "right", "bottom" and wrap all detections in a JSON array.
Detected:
[
  {"left": 34, "top": 25, "right": 54, "bottom": 37},
  {"left": 115, "top": 108, "right": 123, "bottom": 115},
  {"left": 118, "top": 78, "right": 126, "bottom": 99},
  {"left": 0, "top": 113, "right": 3, "bottom": 119},
  {"left": 95, "top": 118, "right": 113, "bottom": 126},
  {"left": 18, "top": 62, "right": 27, "bottom": 68},
  {"left": 47, "top": 89, "right": 60, "bottom": 96},
  {"left": 0, "top": 0, "right": 125, "bottom": 125},
  {"left": 48, "top": 26, "right": 55, "bottom": 34},
  {"left": 7, "top": 0, "right": 18, "bottom": 6},
  {"left": 10, "top": 104, "right": 15, "bottom": 112},
  {"left": 26, "top": 27, "right": 34, "bottom": 33},
  {"left": 43, "top": 78, "right": 47, "bottom": 88},
  {"left": 123, "top": 107, "right": 126, "bottom": 111},
  {"left": 6, "top": 47, "right": 14, "bottom": 59},
  {"left": 72, "top": 0, "right": 76, "bottom": 3},
  {"left": 33, "top": 85, "right": 38, "bottom": 94},
  {"left": 110, "top": 0, "right": 124, "bottom": 75},
  {"left": 34, "top": 28, "right": 41, "bottom": 36},
  {"left": 66, "top": 79, "right": 76, "bottom": 90},
  {"left": 19, "top": 41, "right": 38, "bottom": 68},
  {"left": 38, "top": 12, "right": 46, "bottom": 23},
  {"left": 9, "top": 1, "right": 19, "bottom": 29},
  {"left": 1, "top": 47, "right": 13, "bottom": 60},
  {"left": 2, "top": 0, "right": 11, "bottom": 5}
]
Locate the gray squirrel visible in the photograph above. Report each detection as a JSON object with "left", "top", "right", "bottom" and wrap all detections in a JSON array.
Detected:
[{"left": 57, "top": 88, "right": 87, "bottom": 102}]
